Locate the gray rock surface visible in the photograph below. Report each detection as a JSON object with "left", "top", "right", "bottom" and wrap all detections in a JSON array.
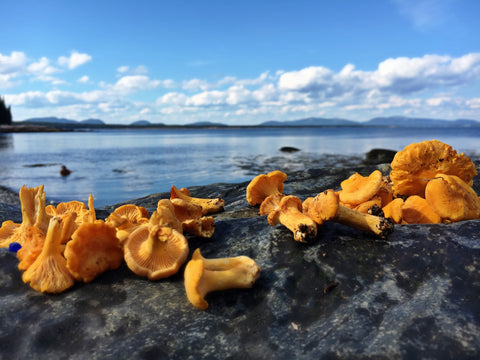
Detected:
[{"left": 1, "top": 162, "right": 480, "bottom": 359}]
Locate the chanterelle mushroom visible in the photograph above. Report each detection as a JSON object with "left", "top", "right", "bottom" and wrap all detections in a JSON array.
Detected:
[
  {"left": 246, "top": 170, "right": 287, "bottom": 206},
  {"left": 155, "top": 199, "right": 183, "bottom": 233},
  {"left": 260, "top": 194, "right": 317, "bottom": 243},
  {"left": 0, "top": 220, "right": 20, "bottom": 248},
  {"left": 170, "top": 198, "right": 215, "bottom": 238},
  {"left": 8, "top": 185, "right": 51, "bottom": 251},
  {"left": 22, "top": 216, "right": 75, "bottom": 293},
  {"left": 401, "top": 195, "right": 441, "bottom": 224},
  {"left": 390, "top": 139, "right": 477, "bottom": 198},
  {"left": 184, "top": 248, "right": 261, "bottom": 310},
  {"left": 124, "top": 219, "right": 189, "bottom": 280},
  {"left": 338, "top": 170, "right": 383, "bottom": 207},
  {"left": 15, "top": 185, "right": 53, "bottom": 271},
  {"left": 382, "top": 198, "right": 405, "bottom": 224},
  {"left": 425, "top": 173, "right": 480, "bottom": 222},
  {"left": 306, "top": 189, "right": 394, "bottom": 239},
  {"left": 170, "top": 186, "right": 224, "bottom": 215},
  {"left": 64, "top": 221, "right": 124, "bottom": 283}
]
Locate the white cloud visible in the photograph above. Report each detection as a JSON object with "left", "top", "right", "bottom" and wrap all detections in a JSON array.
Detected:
[
  {"left": 0, "top": 74, "right": 18, "bottom": 89},
  {"left": 27, "top": 57, "right": 59, "bottom": 75},
  {"left": 116, "top": 65, "right": 148, "bottom": 75},
  {"left": 117, "top": 66, "right": 129, "bottom": 73},
  {"left": 466, "top": 98, "right": 480, "bottom": 109},
  {"left": 426, "top": 97, "right": 452, "bottom": 106},
  {"left": 157, "top": 92, "right": 189, "bottom": 106},
  {"left": 58, "top": 51, "right": 92, "bottom": 69},
  {"left": 113, "top": 75, "right": 161, "bottom": 94},
  {"left": 0, "top": 51, "right": 28, "bottom": 89},
  {"left": 78, "top": 75, "right": 90, "bottom": 83},
  {"left": 277, "top": 53, "right": 480, "bottom": 100},
  {"left": 0, "top": 51, "right": 27, "bottom": 74},
  {"left": 182, "top": 78, "right": 211, "bottom": 91},
  {"left": 278, "top": 66, "right": 332, "bottom": 92},
  {"left": 188, "top": 90, "right": 226, "bottom": 107},
  {"left": 5, "top": 50, "right": 480, "bottom": 124}
]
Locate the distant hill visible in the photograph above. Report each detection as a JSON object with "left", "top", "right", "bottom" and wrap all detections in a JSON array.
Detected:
[
  {"left": 260, "top": 117, "right": 358, "bottom": 126},
  {"left": 130, "top": 120, "right": 152, "bottom": 126},
  {"left": 21, "top": 117, "right": 105, "bottom": 125},
  {"left": 81, "top": 118, "right": 105, "bottom": 125},
  {"left": 17, "top": 115, "right": 480, "bottom": 128},
  {"left": 186, "top": 121, "right": 228, "bottom": 127},
  {"left": 365, "top": 116, "right": 480, "bottom": 127},
  {"left": 23, "top": 117, "right": 78, "bottom": 124}
]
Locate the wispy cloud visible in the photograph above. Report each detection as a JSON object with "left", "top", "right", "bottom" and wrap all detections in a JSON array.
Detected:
[{"left": 392, "top": 0, "right": 454, "bottom": 30}]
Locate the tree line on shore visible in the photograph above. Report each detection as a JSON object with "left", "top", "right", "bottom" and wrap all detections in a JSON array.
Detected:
[{"left": 0, "top": 96, "right": 12, "bottom": 125}]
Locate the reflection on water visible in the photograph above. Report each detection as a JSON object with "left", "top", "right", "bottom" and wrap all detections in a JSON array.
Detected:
[
  {"left": 0, "top": 134, "right": 13, "bottom": 149},
  {"left": 0, "top": 127, "right": 479, "bottom": 206}
]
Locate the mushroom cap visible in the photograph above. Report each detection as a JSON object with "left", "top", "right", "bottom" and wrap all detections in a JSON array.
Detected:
[
  {"left": 307, "top": 189, "right": 339, "bottom": 224},
  {"left": 338, "top": 170, "right": 383, "bottom": 206},
  {"left": 16, "top": 226, "right": 46, "bottom": 271},
  {"left": 182, "top": 216, "right": 215, "bottom": 238},
  {"left": 106, "top": 204, "right": 149, "bottom": 230},
  {"left": 401, "top": 195, "right": 441, "bottom": 224},
  {"left": 170, "top": 198, "right": 203, "bottom": 222},
  {"left": 267, "top": 195, "right": 302, "bottom": 226},
  {"left": 124, "top": 225, "right": 189, "bottom": 280},
  {"left": 184, "top": 258, "right": 209, "bottom": 310},
  {"left": 246, "top": 170, "right": 287, "bottom": 206},
  {"left": 425, "top": 173, "right": 480, "bottom": 222},
  {"left": 354, "top": 195, "right": 382, "bottom": 214},
  {"left": 64, "top": 221, "right": 123, "bottom": 283},
  {"left": 390, "top": 139, "right": 477, "bottom": 197},
  {"left": 46, "top": 200, "right": 89, "bottom": 229},
  {"left": 51, "top": 201, "right": 87, "bottom": 216},
  {"left": 259, "top": 193, "right": 285, "bottom": 216},
  {"left": 0, "top": 220, "right": 20, "bottom": 248},
  {"left": 19, "top": 185, "right": 43, "bottom": 227},
  {"left": 382, "top": 198, "right": 404, "bottom": 224}
]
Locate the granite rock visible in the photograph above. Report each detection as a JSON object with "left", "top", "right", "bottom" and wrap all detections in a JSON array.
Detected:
[{"left": 1, "top": 162, "right": 480, "bottom": 359}]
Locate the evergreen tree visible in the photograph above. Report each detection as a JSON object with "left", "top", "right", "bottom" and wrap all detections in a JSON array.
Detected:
[{"left": 0, "top": 96, "right": 13, "bottom": 125}]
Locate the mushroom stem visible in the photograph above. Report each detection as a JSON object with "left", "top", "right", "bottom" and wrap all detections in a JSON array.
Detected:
[
  {"left": 140, "top": 225, "right": 162, "bottom": 256},
  {"left": 184, "top": 249, "right": 261, "bottom": 310},
  {"left": 261, "top": 194, "right": 317, "bottom": 243},
  {"left": 334, "top": 204, "right": 394, "bottom": 238},
  {"left": 199, "top": 263, "right": 259, "bottom": 293},
  {"left": 22, "top": 217, "right": 75, "bottom": 293},
  {"left": 274, "top": 209, "right": 318, "bottom": 243},
  {"left": 307, "top": 189, "right": 393, "bottom": 239},
  {"left": 41, "top": 217, "right": 63, "bottom": 253}
]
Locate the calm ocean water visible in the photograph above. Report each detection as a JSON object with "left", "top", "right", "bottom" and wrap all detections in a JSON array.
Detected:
[{"left": 1, "top": 126, "right": 479, "bottom": 206}]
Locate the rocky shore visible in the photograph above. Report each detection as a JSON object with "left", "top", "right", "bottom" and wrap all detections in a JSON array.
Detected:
[{"left": 1, "top": 155, "right": 479, "bottom": 359}]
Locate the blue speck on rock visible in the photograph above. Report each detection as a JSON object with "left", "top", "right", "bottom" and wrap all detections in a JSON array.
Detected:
[{"left": 8, "top": 242, "right": 21, "bottom": 252}]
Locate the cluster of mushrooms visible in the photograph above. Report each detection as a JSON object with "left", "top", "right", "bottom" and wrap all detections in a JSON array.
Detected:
[
  {"left": 246, "top": 139, "right": 480, "bottom": 243},
  {"left": 1, "top": 139, "right": 478, "bottom": 310},
  {"left": 0, "top": 184, "right": 261, "bottom": 310}
]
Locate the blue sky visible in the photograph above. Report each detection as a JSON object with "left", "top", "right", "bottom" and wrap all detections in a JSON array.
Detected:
[{"left": 1, "top": 0, "right": 480, "bottom": 125}]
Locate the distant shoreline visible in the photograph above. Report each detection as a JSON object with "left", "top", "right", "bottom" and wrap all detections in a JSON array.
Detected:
[
  {"left": 0, "top": 115, "right": 478, "bottom": 133},
  {"left": 3, "top": 122, "right": 480, "bottom": 133},
  {"left": 0, "top": 124, "right": 69, "bottom": 133}
]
